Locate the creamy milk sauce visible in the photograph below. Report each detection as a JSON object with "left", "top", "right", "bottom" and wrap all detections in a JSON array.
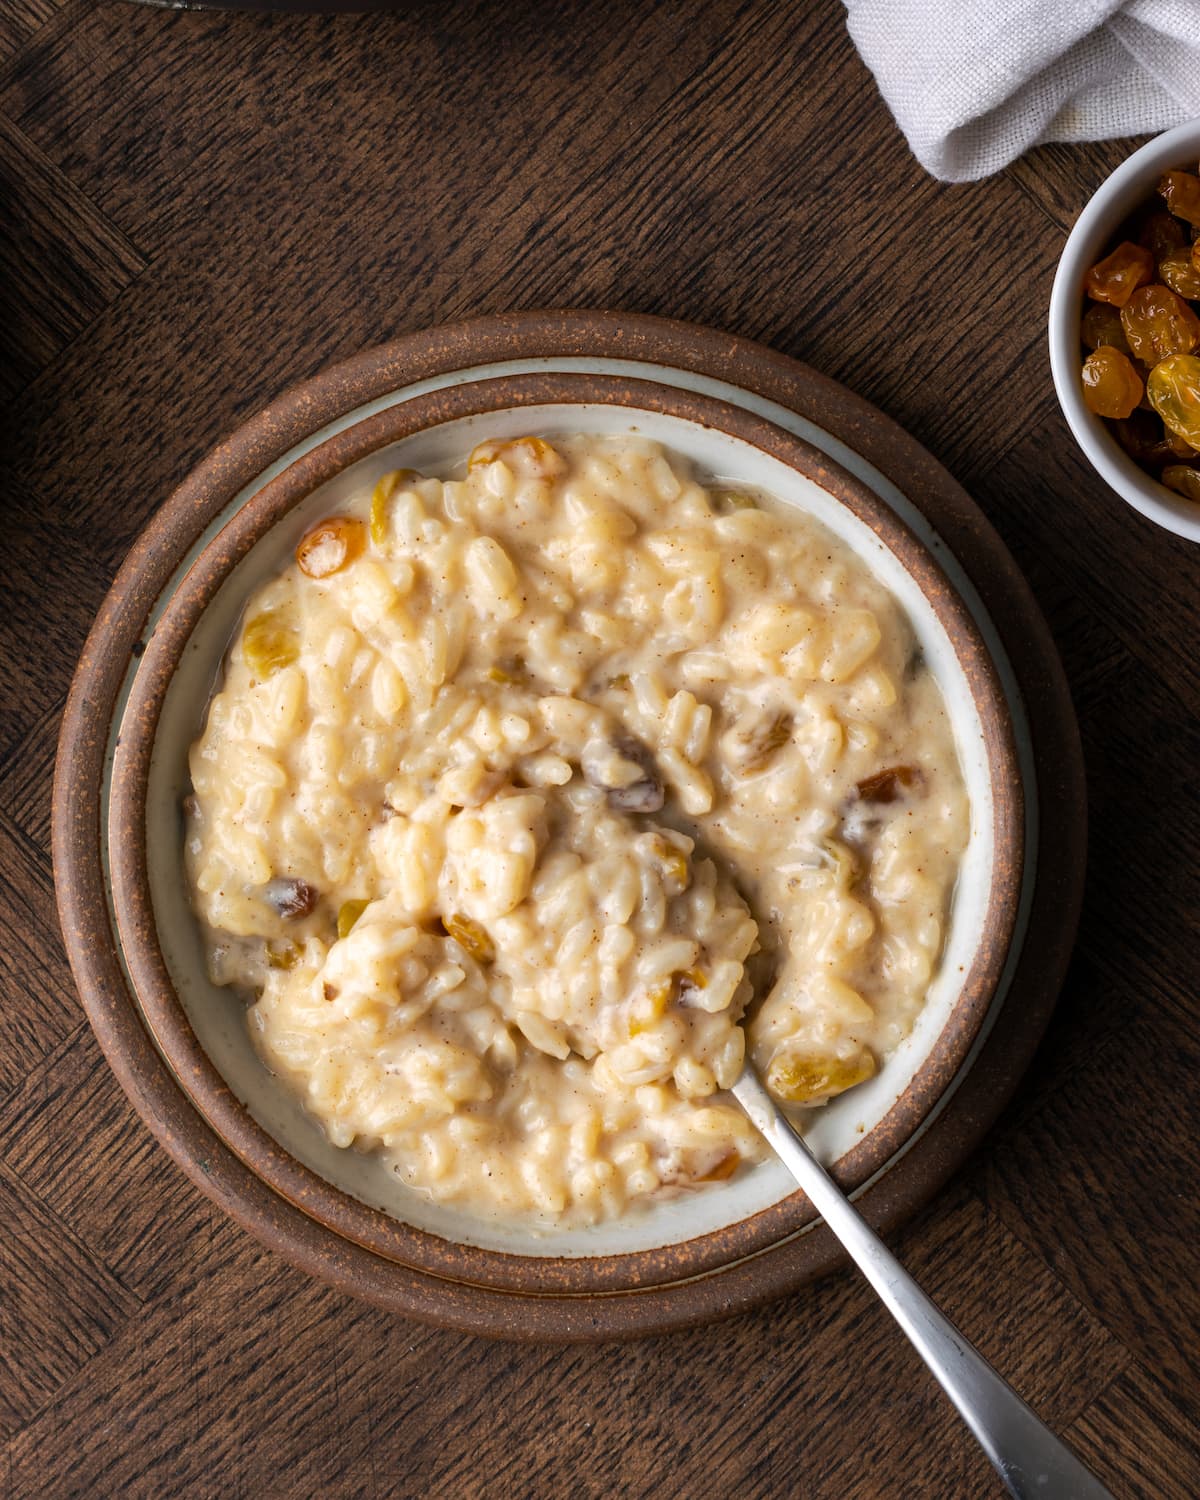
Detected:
[{"left": 185, "top": 435, "right": 968, "bottom": 1226}]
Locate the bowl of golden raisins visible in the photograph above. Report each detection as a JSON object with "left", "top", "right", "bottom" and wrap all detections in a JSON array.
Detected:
[{"left": 1050, "top": 119, "right": 1200, "bottom": 542}]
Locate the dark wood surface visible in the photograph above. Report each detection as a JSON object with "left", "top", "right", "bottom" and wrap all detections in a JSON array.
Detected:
[{"left": 1, "top": 2, "right": 1197, "bottom": 1496}]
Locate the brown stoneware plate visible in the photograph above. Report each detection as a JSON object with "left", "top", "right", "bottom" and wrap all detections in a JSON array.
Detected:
[{"left": 53, "top": 311, "right": 1083, "bottom": 1339}]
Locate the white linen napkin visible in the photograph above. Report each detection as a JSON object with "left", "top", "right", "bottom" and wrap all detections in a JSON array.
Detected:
[{"left": 844, "top": 0, "right": 1200, "bottom": 182}]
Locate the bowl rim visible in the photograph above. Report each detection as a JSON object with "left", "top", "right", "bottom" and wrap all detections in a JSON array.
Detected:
[
  {"left": 101, "top": 366, "right": 1023, "bottom": 1295},
  {"left": 1048, "top": 118, "right": 1200, "bottom": 544}
]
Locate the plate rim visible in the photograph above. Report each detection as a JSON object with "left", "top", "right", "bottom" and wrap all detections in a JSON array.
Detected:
[
  {"left": 52, "top": 309, "right": 1085, "bottom": 1340},
  {"left": 104, "top": 367, "right": 1023, "bottom": 1291}
]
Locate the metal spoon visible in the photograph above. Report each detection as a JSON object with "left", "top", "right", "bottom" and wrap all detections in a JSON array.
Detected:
[{"left": 732, "top": 1068, "right": 1115, "bottom": 1499}]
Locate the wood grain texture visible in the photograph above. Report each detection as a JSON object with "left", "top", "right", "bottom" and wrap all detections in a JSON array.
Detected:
[
  {"left": 0, "top": 111, "right": 145, "bottom": 400},
  {"left": 0, "top": 0, "right": 1197, "bottom": 1495},
  {"left": 0, "top": 809, "right": 81, "bottom": 1095},
  {"left": 0, "top": 0, "right": 63, "bottom": 67},
  {"left": 0, "top": 1156, "right": 140, "bottom": 1441},
  {"left": 1004, "top": 138, "right": 1156, "bottom": 235},
  {"left": 1068, "top": 1370, "right": 1200, "bottom": 1500}
]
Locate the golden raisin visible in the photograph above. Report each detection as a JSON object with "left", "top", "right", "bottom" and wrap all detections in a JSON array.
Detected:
[
  {"left": 296, "top": 517, "right": 366, "bottom": 578},
  {"left": 266, "top": 940, "right": 301, "bottom": 971},
  {"left": 337, "top": 899, "right": 369, "bottom": 940},
  {"left": 628, "top": 981, "right": 672, "bottom": 1037},
  {"left": 856, "top": 764, "right": 923, "bottom": 803},
  {"left": 467, "top": 436, "right": 565, "bottom": 480},
  {"left": 1162, "top": 465, "right": 1200, "bottom": 502},
  {"left": 1158, "top": 170, "right": 1200, "bottom": 228},
  {"left": 1139, "top": 210, "right": 1187, "bottom": 261},
  {"left": 1147, "top": 354, "right": 1200, "bottom": 449},
  {"left": 486, "top": 655, "right": 526, "bottom": 685},
  {"left": 712, "top": 489, "right": 758, "bottom": 511},
  {"left": 697, "top": 1150, "right": 740, "bottom": 1182},
  {"left": 443, "top": 913, "right": 495, "bottom": 964},
  {"left": 1084, "top": 241, "right": 1155, "bottom": 305},
  {"left": 735, "top": 711, "right": 793, "bottom": 775},
  {"left": 265, "top": 877, "right": 319, "bottom": 919},
  {"left": 648, "top": 834, "right": 691, "bottom": 895},
  {"left": 1080, "top": 303, "right": 1129, "bottom": 353},
  {"left": 766, "top": 1048, "right": 876, "bottom": 1105},
  {"left": 1080, "top": 347, "right": 1144, "bottom": 419},
  {"left": 1158, "top": 247, "right": 1200, "bottom": 301},
  {"left": 1113, "top": 409, "right": 1180, "bottom": 469},
  {"left": 369, "top": 469, "right": 419, "bottom": 546},
  {"left": 242, "top": 609, "right": 299, "bottom": 678},
  {"left": 1120, "top": 285, "right": 1200, "bottom": 364},
  {"left": 1133, "top": 360, "right": 1158, "bottom": 410}
]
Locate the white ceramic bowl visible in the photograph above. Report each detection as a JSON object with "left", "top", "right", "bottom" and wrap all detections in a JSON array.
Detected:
[
  {"left": 140, "top": 398, "right": 1005, "bottom": 1259},
  {"left": 1048, "top": 118, "right": 1200, "bottom": 544}
]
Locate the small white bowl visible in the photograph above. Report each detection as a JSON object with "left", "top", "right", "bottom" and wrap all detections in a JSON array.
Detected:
[{"left": 1048, "top": 119, "right": 1200, "bottom": 544}]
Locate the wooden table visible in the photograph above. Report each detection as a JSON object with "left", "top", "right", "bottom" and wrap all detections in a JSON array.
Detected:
[{"left": 2, "top": 2, "right": 1197, "bottom": 1495}]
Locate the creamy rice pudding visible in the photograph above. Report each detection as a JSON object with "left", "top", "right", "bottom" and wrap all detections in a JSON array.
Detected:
[{"left": 185, "top": 434, "right": 968, "bottom": 1226}]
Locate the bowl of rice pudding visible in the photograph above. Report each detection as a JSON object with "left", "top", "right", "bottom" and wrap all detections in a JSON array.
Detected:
[{"left": 61, "top": 326, "right": 1024, "bottom": 1327}]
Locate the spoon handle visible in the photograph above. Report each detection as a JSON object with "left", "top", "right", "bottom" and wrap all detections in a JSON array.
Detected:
[{"left": 732, "top": 1071, "right": 1114, "bottom": 1499}]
